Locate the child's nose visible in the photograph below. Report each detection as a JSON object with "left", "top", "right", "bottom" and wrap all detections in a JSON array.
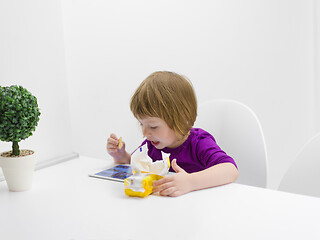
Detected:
[{"left": 142, "top": 126, "right": 151, "bottom": 138}]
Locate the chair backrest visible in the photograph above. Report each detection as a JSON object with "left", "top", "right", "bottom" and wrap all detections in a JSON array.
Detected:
[
  {"left": 278, "top": 132, "right": 320, "bottom": 197},
  {"left": 194, "top": 99, "right": 268, "bottom": 188}
]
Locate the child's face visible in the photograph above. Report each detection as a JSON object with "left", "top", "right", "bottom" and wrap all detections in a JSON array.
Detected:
[{"left": 138, "top": 116, "right": 182, "bottom": 149}]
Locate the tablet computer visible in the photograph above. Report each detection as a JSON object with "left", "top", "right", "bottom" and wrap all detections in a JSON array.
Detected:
[{"left": 89, "top": 164, "right": 133, "bottom": 182}]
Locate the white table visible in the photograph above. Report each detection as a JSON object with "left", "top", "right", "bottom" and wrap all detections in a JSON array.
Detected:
[{"left": 1, "top": 156, "right": 320, "bottom": 240}]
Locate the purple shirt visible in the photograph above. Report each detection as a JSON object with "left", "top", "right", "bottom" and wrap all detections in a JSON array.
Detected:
[{"left": 137, "top": 128, "right": 237, "bottom": 173}]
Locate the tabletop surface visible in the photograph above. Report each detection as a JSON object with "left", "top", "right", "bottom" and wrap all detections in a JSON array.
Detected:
[{"left": 1, "top": 156, "right": 320, "bottom": 240}]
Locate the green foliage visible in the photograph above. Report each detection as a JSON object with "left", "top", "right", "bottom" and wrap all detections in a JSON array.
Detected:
[{"left": 0, "top": 85, "right": 41, "bottom": 156}]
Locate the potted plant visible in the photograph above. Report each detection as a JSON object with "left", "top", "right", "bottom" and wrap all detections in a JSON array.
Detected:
[{"left": 0, "top": 85, "right": 40, "bottom": 191}]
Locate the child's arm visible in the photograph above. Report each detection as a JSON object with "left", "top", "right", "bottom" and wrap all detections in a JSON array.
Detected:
[
  {"left": 107, "top": 133, "right": 131, "bottom": 164},
  {"left": 153, "top": 159, "right": 238, "bottom": 197}
]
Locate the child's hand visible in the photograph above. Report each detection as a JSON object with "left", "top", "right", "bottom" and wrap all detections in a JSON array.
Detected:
[
  {"left": 153, "top": 159, "right": 192, "bottom": 197},
  {"left": 107, "top": 133, "right": 127, "bottom": 163}
]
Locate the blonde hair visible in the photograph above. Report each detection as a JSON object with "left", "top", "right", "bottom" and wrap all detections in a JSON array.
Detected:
[{"left": 130, "top": 71, "right": 197, "bottom": 139}]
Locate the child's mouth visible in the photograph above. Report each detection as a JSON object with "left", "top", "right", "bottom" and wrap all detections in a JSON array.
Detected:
[{"left": 151, "top": 141, "right": 160, "bottom": 146}]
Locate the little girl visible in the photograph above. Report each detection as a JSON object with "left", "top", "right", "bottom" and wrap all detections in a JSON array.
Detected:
[{"left": 107, "top": 71, "right": 238, "bottom": 197}]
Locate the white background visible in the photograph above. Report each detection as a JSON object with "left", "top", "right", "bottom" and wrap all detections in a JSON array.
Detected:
[
  {"left": 1, "top": 0, "right": 319, "bottom": 189},
  {"left": 0, "top": 0, "right": 73, "bottom": 165}
]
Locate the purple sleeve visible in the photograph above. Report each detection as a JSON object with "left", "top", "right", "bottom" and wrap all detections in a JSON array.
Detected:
[{"left": 196, "top": 136, "right": 237, "bottom": 169}]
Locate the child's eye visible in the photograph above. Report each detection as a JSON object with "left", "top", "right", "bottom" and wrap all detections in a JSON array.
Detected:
[{"left": 150, "top": 126, "right": 158, "bottom": 130}]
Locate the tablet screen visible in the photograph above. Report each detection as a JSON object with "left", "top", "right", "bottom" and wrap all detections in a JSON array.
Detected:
[{"left": 89, "top": 164, "right": 133, "bottom": 182}]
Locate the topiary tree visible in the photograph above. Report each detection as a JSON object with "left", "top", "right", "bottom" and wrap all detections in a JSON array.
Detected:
[{"left": 0, "top": 85, "right": 41, "bottom": 156}]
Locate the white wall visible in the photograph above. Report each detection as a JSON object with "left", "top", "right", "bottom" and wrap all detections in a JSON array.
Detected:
[
  {"left": 61, "top": 0, "right": 318, "bottom": 189},
  {"left": 315, "top": 0, "right": 320, "bottom": 130},
  {"left": 0, "top": 0, "right": 74, "bottom": 168},
  {"left": 1, "top": 0, "right": 316, "bottom": 190}
]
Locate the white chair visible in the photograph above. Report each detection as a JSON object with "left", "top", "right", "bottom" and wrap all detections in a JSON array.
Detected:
[
  {"left": 194, "top": 99, "right": 268, "bottom": 188},
  {"left": 278, "top": 132, "right": 320, "bottom": 197}
]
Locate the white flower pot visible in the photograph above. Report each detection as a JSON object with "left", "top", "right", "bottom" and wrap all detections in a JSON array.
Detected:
[{"left": 0, "top": 150, "right": 36, "bottom": 191}]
